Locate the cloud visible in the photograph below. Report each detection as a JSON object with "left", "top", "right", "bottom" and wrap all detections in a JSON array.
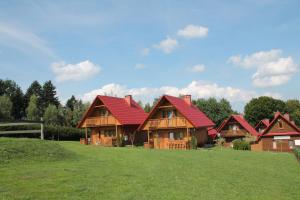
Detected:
[
  {"left": 0, "top": 23, "right": 56, "bottom": 58},
  {"left": 141, "top": 48, "right": 150, "bottom": 56},
  {"left": 135, "top": 63, "right": 146, "bottom": 70},
  {"left": 81, "top": 81, "right": 279, "bottom": 105},
  {"left": 188, "top": 64, "right": 206, "bottom": 73},
  {"left": 177, "top": 25, "right": 208, "bottom": 39},
  {"left": 52, "top": 60, "right": 101, "bottom": 82},
  {"left": 154, "top": 37, "right": 178, "bottom": 54},
  {"left": 228, "top": 49, "right": 298, "bottom": 87}
]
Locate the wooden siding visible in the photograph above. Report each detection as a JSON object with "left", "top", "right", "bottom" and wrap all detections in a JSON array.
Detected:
[
  {"left": 83, "top": 116, "right": 119, "bottom": 127},
  {"left": 267, "top": 118, "right": 296, "bottom": 133}
]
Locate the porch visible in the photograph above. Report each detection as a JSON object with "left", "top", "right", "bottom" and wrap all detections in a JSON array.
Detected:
[{"left": 148, "top": 117, "right": 187, "bottom": 129}]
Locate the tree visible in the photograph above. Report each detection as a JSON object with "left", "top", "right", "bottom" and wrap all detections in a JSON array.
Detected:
[
  {"left": 24, "top": 81, "right": 43, "bottom": 115},
  {"left": 0, "top": 95, "right": 13, "bottom": 120},
  {"left": 193, "top": 98, "right": 235, "bottom": 126},
  {"left": 71, "top": 100, "right": 90, "bottom": 127},
  {"left": 43, "top": 104, "right": 59, "bottom": 125},
  {"left": 286, "top": 100, "right": 300, "bottom": 126},
  {"left": 244, "top": 96, "right": 286, "bottom": 126},
  {"left": 26, "top": 95, "right": 40, "bottom": 121},
  {"left": 0, "top": 79, "right": 24, "bottom": 119},
  {"left": 66, "top": 95, "right": 77, "bottom": 111},
  {"left": 42, "top": 81, "right": 59, "bottom": 110},
  {"left": 144, "top": 103, "right": 151, "bottom": 113}
]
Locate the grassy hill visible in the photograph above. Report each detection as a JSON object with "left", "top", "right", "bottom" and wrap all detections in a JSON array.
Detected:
[{"left": 0, "top": 138, "right": 300, "bottom": 200}]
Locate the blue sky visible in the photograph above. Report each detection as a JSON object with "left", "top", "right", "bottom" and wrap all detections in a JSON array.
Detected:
[{"left": 0, "top": 0, "right": 299, "bottom": 111}]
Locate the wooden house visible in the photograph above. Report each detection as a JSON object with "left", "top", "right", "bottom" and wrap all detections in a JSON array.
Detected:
[
  {"left": 139, "top": 95, "right": 215, "bottom": 150},
  {"left": 217, "top": 115, "right": 259, "bottom": 147},
  {"left": 77, "top": 95, "right": 148, "bottom": 146},
  {"left": 252, "top": 112, "right": 300, "bottom": 152}
]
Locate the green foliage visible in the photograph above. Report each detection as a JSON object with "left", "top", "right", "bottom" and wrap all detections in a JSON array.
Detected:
[
  {"left": 26, "top": 95, "right": 40, "bottom": 121},
  {"left": 144, "top": 103, "right": 151, "bottom": 113},
  {"left": 232, "top": 139, "right": 251, "bottom": 151},
  {"left": 216, "top": 137, "right": 225, "bottom": 147},
  {"left": 24, "top": 81, "right": 43, "bottom": 115},
  {"left": 294, "top": 147, "right": 300, "bottom": 159},
  {"left": 42, "top": 80, "right": 60, "bottom": 109},
  {"left": 66, "top": 95, "right": 77, "bottom": 111},
  {"left": 43, "top": 104, "right": 59, "bottom": 125},
  {"left": 0, "top": 138, "right": 74, "bottom": 164},
  {"left": 285, "top": 99, "right": 300, "bottom": 126},
  {"left": 0, "top": 95, "right": 13, "bottom": 120},
  {"left": 244, "top": 96, "right": 286, "bottom": 126},
  {"left": 0, "top": 79, "right": 25, "bottom": 119},
  {"left": 193, "top": 98, "right": 235, "bottom": 126},
  {"left": 190, "top": 134, "right": 197, "bottom": 149}
]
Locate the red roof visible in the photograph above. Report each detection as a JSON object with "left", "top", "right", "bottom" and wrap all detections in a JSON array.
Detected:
[
  {"left": 77, "top": 95, "right": 148, "bottom": 127},
  {"left": 258, "top": 112, "right": 300, "bottom": 140},
  {"left": 208, "top": 127, "right": 218, "bottom": 139},
  {"left": 218, "top": 115, "right": 259, "bottom": 136},
  {"left": 255, "top": 119, "right": 270, "bottom": 130},
  {"left": 139, "top": 95, "right": 215, "bottom": 129}
]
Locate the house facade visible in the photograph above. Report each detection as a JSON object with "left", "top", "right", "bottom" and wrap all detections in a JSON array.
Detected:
[
  {"left": 217, "top": 115, "right": 259, "bottom": 147},
  {"left": 77, "top": 95, "right": 147, "bottom": 146},
  {"left": 139, "top": 95, "right": 215, "bottom": 150},
  {"left": 252, "top": 112, "right": 300, "bottom": 152}
]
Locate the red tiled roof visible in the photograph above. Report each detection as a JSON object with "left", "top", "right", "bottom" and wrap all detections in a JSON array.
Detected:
[
  {"left": 260, "top": 132, "right": 300, "bottom": 136},
  {"left": 139, "top": 95, "right": 215, "bottom": 129},
  {"left": 208, "top": 127, "right": 218, "bottom": 139},
  {"left": 218, "top": 115, "right": 259, "bottom": 136},
  {"left": 77, "top": 95, "right": 148, "bottom": 127}
]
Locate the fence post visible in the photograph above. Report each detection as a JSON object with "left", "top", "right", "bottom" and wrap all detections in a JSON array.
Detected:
[{"left": 40, "top": 118, "right": 44, "bottom": 140}]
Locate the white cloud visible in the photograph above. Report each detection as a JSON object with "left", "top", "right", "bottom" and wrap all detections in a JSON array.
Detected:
[
  {"left": 0, "top": 23, "right": 56, "bottom": 58},
  {"left": 52, "top": 60, "right": 101, "bottom": 82},
  {"left": 188, "top": 64, "right": 206, "bottom": 73},
  {"left": 228, "top": 49, "right": 298, "bottom": 87},
  {"left": 177, "top": 25, "right": 208, "bottom": 39},
  {"left": 81, "top": 81, "right": 279, "bottom": 105},
  {"left": 135, "top": 63, "right": 146, "bottom": 70},
  {"left": 141, "top": 48, "right": 150, "bottom": 56},
  {"left": 154, "top": 37, "right": 178, "bottom": 54}
]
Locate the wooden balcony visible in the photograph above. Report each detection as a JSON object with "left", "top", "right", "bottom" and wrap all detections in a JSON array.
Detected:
[
  {"left": 220, "top": 130, "right": 246, "bottom": 137},
  {"left": 166, "top": 140, "right": 189, "bottom": 150},
  {"left": 84, "top": 116, "right": 116, "bottom": 127},
  {"left": 148, "top": 117, "right": 187, "bottom": 129}
]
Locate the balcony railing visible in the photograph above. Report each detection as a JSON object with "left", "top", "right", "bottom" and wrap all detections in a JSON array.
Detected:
[
  {"left": 166, "top": 140, "right": 189, "bottom": 150},
  {"left": 220, "top": 129, "right": 246, "bottom": 137},
  {"left": 84, "top": 116, "right": 116, "bottom": 127},
  {"left": 148, "top": 117, "right": 187, "bottom": 129}
]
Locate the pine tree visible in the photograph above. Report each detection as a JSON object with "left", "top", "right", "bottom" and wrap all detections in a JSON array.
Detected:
[
  {"left": 42, "top": 81, "right": 59, "bottom": 110},
  {"left": 26, "top": 95, "right": 40, "bottom": 121},
  {"left": 66, "top": 95, "right": 77, "bottom": 111},
  {"left": 24, "top": 81, "right": 43, "bottom": 115}
]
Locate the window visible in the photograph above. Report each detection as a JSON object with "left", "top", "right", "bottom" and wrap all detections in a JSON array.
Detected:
[
  {"left": 162, "top": 111, "right": 166, "bottom": 118},
  {"left": 104, "top": 130, "right": 115, "bottom": 137},
  {"left": 273, "top": 141, "right": 277, "bottom": 149},
  {"left": 169, "top": 132, "right": 174, "bottom": 140},
  {"left": 167, "top": 110, "right": 173, "bottom": 119},
  {"left": 174, "top": 132, "right": 184, "bottom": 140},
  {"left": 278, "top": 120, "right": 283, "bottom": 129},
  {"left": 289, "top": 140, "right": 294, "bottom": 149}
]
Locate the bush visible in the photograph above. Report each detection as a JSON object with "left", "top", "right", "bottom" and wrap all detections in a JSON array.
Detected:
[
  {"left": 232, "top": 139, "right": 251, "bottom": 151},
  {"left": 190, "top": 135, "right": 198, "bottom": 149},
  {"left": 294, "top": 147, "right": 300, "bottom": 159},
  {"left": 0, "top": 124, "right": 86, "bottom": 141}
]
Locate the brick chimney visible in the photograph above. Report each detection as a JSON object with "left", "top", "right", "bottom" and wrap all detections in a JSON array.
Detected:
[
  {"left": 125, "top": 95, "right": 132, "bottom": 106},
  {"left": 182, "top": 95, "right": 191, "bottom": 106},
  {"left": 284, "top": 113, "right": 290, "bottom": 121}
]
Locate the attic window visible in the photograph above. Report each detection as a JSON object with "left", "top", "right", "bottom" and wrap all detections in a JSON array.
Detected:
[{"left": 278, "top": 120, "right": 283, "bottom": 129}]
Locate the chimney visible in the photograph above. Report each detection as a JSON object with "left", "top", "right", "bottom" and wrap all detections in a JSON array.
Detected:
[
  {"left": 284, "top": 113, "right": 290, "bottom": 121},
  {"left": 125, "top": 95, "right": 132, "bottom": 106},
  {"left": 182, "top": 95, "right": 191, "bottom": 106}
]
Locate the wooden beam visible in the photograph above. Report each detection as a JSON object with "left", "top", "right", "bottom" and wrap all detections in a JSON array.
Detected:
[
  {"left": 0, "top": 122, "right": 42, "bottom": 127},
  {"left": 94, "top": 105, "right": 106, "bottom": 108},
  {"left": 147, "top": 129, "right": 150, "bottom": 144},
  {"left": 158, "top": 105, "right": 174, "bottom": 109}
]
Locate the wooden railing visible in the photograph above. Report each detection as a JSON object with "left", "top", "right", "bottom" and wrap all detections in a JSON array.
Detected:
[
  {"left": 84, "top": 116, "right": 116, "bottom": 127},
  {"left": 166, "top": 140, "right": 189, "bottom": 150},
  {"left": 220, "top": 130, "right": 246, "bottom": 137},
  {"left": 148, "top": 117, "right": 187, "bottom": 128}
]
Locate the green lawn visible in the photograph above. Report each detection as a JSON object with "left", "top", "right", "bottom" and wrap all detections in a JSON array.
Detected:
[{"left": 1, "top": 138, "right": 300, "bottom": 200}]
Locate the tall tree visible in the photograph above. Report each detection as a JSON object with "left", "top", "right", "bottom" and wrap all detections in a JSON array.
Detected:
[
  {"left": 0, "top": 79, "right": 24, "bottom": 119},
  {"left": 0, "top": 95, "right": 13, "bottom": 120},
  {"left": 71, "top": 100, "right": 90, "bottom": 127},
  {"left": 66, "top": 95, "right": 77, "bottom": 111},
  {"left": 144, "top": 103, "right": 151, "bottom": 113},
  {"left": 285, "top": 99, "right": 300, "bottom": 126},
  {"left": 43, "top": 104, "right": 59, "bottom": 125},
  {"left": 26, "top": 95, "right": 40, "bottom": 121},
  {"left": 193, "top": 98, "right": 235, "bottom": 127},
  {"left": 42, "top": 81, "right": 59, "bottom": 110},
  {"left": 244, "top": 96, "right": 286, "bottom": 126},
  {"left": 24, "top": 81, "right": 43, "bottom": 115}
]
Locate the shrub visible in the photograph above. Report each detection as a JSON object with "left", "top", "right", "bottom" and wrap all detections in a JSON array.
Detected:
[
  {"left": 190, "top": 134, "right": 198, "bottom": 149},
  {"left": 233, "top": 139, "right": 251, "bottom": 151},
  {"left": 294, "top": 147, "right": 300, "bottom": 159}
]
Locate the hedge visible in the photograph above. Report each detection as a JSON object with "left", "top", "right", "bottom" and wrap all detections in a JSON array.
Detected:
[
  {"left": 232, "top": 139, "right": 251, "bottom": 151},
  {"left": 294, "top": 147, "right": 300, "bottom": 160},
  {"left": 0, "top": 125, "right": 86, "bottom": 141}
]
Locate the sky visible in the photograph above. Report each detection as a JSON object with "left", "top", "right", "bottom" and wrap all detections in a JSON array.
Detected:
[{"left": 0, "top": 0, "right": 299, "bottom": 112}]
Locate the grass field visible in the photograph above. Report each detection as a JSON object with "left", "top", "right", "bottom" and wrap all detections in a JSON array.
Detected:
[{"left": 1, "top": 138, "right": 300, "bottom": 200}]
